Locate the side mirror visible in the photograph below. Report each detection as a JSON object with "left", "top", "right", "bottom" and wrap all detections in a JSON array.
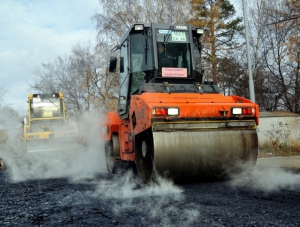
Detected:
[{"left": 109, "top": 57, "right": 117, "bottom": 73}]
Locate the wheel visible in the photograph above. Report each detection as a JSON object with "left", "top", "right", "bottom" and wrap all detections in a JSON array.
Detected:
[
  {"left": 105, "top": 141, "right": 115, "bottom": 173},
  {"left": 135, "top": 130, "right": 155, "bottom": 183},
  {"left": 105, "top": 135, "right": 116, "bottom": 173},
  {"left": 105, "top": 134, "right": 120, "bottom": 173}
]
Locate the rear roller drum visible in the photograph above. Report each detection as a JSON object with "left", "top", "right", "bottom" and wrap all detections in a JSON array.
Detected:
[
  {"left": 105, "top": 134, "right": 120, "bottom": 173},
  {"left": 135, "top": 130, "right": 155, "bottom": 183}
]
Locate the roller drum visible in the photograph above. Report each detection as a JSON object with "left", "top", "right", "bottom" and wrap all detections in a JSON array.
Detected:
[{"left": 152, "top": 130, "right": 258, "bottom": 181}]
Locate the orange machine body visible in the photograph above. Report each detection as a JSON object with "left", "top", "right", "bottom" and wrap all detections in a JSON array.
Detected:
[{"left": 103, "top": 92, "right": 259, "bottom": 162}]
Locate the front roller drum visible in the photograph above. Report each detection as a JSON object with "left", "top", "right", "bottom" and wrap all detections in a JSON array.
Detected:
[{"left": 135, "top": 129, "right": 258, "bottom": 183}]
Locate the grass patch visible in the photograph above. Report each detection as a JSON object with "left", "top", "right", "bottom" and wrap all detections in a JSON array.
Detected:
[{"left": 259, "top": 141, "right": 300, "bottom": 158}]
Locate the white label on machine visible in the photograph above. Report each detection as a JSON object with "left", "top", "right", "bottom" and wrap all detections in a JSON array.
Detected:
[
  {"left": 162, "top": 68, "right": 187, "bottom": 77},
  {"left": 158, "top": 29, "right": 170, "bottom": 34},
  {"left": 172, "top": 32, "right": 186, "bottom": 42}
]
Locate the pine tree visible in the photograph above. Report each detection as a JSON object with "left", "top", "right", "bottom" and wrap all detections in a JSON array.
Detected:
[{"left": 188, "top": 0, "right": 243, "bottom": 82}]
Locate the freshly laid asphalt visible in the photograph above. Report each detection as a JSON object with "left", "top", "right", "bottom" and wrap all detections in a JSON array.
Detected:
[{"left": 1, "top": 156, "right": 300, "bottom": 226}]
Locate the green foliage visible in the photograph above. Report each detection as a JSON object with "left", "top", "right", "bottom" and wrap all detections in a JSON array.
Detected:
[{"left": 188, "top": 0, "right": 243, "bottom": 81}]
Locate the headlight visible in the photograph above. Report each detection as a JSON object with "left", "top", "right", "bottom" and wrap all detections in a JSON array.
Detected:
[
  {"left": 134, "top": 24, "right": 144, "bottom": 31},
  {"left": 232, "top": 108, "right": 242, "bottom": 114},
  {"left": 168, "top": 108, "right": 179, "bottom": 115},
  {"left": 232, "top": 107, "right": 254, "bottom": 115},
  {"left": 196, "top": 28, "right": 204, "bottom": 34}
]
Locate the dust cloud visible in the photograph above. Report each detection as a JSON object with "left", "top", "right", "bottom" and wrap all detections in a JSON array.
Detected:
[{"left": 0, "top": 112, "right": 107, "bottom": 182}]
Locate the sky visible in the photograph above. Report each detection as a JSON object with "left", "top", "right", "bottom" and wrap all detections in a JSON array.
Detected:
[
  {"left": 0, "top": 0, "right": 101, "bottom": 115},
  {"left": 0, "top": 0, "right": 243, "bottom": 116}
]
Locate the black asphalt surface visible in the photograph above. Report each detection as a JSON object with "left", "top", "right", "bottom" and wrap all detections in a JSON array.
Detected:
[{"left": 1, "top": 164, "right": 300, "bottom": 227}]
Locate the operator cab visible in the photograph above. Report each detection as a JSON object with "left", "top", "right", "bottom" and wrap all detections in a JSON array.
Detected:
[{"left": 109, "top": 23, "right": 206, "bottom": 118}]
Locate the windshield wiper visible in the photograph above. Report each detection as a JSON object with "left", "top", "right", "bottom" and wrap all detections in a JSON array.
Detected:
[
  {"left": 163, "top": 25, "right": 174, "bottom": 45},
  {"left": 144, "top": 30, "right": 148, "bottom": 65}
]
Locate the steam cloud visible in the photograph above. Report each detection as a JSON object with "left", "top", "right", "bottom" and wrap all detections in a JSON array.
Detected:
[
  {"left": 2, "top": 109, "right": 300, "bottom": 225},
  {"left": 229, "top": 166, "right": 300, "bottom": 193},
  {"left": 92, "top": 171, "right": 200, "bottom": 226},
  {"left": 0, "top": 112, "right": 106, "bottom": 182}
]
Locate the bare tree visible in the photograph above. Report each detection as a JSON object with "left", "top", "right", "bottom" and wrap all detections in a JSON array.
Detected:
[
  {"left": 31, "top": 42, "right": 118, "bottom": 115},
  {"left": 233, "top": 0, "right": 300, "bottom": 112},
  {"left": 69, "top": 42, "right": 118, "bottom": 111},
  {"left": 280, "top": 0, "right": 300, "bottom": 112},
  {"left": 0, "top": 85, "right": 22, "bottom": 143},
  {"left": 92, "top": 0, "right": 191, "bottom": 45},
  {"left": 0, "top": 106, "right": 22, "bottom": 143},
  {"left": 253, "top": 0, "right": 300, "bottom": 112},
  {"left": 241, "top": 0, "right": 282, "bottom": 111}
]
